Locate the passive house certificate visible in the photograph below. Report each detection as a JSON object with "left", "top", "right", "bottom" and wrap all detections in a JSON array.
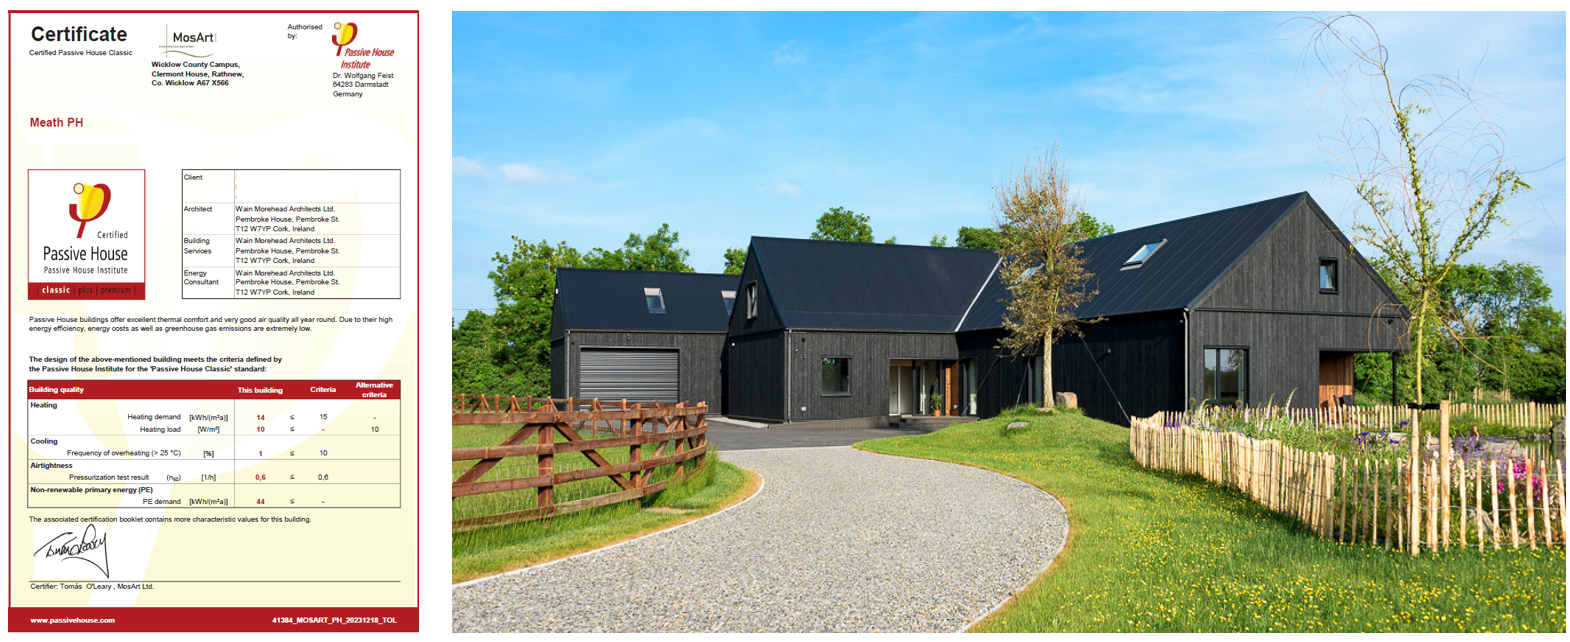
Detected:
[{"left": 8, "top": 10, "right": 419, "bottom": 631}]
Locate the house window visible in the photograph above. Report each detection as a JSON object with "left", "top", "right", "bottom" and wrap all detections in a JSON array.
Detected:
[
  {"left": 1203, "top": 347, "right": 1249, "bottom": 406},
  {"left": 745, "top": 281, "right": 758, "bottom": 320},
  {"left": 721, "top": 289, "right": 736, "bottom": 316},
  {"left": 644, "top": 287, "right": 666, "bottom": 314},
  {"left": 1319, "top": 258, "right": 1339, "bottom": 294},
  {"left": 821, "top": 357, "right": 851, "bottom": 395},
  {"left": 1122, "top": 239, "right": 1167, "bottom": 269}
]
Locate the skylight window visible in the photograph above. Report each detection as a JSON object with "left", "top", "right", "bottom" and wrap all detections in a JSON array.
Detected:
[
  {"left": 644, "top": 287, "right": 666, "bottom": 314},
  {"left": 721, "top": 289, "right": 736, "bottom": 316},
  {"left": 1122, "top": 239, "right": 1167, "bottom": 269}
]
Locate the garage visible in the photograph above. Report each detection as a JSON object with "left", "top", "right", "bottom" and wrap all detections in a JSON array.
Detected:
[{"left": 578, "top": 348, "right": 679, "bottom": 404}]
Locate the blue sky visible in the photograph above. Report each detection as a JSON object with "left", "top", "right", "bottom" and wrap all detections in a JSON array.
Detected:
[{"left": 452, "top": 12, "right": 1566, "bottom": 318}]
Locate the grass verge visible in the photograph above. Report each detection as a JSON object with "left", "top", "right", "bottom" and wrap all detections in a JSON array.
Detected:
[
  {"left": 855, "top": 410, "right": 1566, "bottom": 633},
  {"left": 451, "top": 451, "right": 758, "bottom": 583}
]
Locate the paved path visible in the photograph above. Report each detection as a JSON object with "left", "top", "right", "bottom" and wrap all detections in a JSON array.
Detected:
[
  {"left": 705, "top": 417, "right": 940, "bottom": 451},
  {"left": 452, "top": 446, "right": 1068, "bottom": 633}
]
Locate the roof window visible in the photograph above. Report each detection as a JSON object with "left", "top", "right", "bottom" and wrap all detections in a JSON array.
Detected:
[
  {"left": 1122, "top": 239, "right": 1167, "bottom": 269},
  {"left": 721, "top": 289, "right": 736, "bottom": 316},
  {"left": 644, "top": 287, "right": 666, "bottom": 314}
]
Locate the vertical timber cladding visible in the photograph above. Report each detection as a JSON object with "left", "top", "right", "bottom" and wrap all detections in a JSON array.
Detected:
[
  {"left": 1188, "top": 311, "right": 1405, "bottom": 410},
  {"left": 786, "top": 331, "right": 958, "bottom": 421}
]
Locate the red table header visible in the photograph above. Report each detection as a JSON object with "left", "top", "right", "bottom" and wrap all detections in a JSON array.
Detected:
[{"left": 26, "top": 379, "right": 400, "bottom": 400}]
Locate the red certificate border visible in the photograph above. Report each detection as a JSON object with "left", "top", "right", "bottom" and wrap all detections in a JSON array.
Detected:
[{"left": 8, "top": 9, "right": 419, "bottom": 632}]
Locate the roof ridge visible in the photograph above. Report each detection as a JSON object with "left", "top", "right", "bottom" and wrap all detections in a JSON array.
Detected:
[
  {"left": 1075, "top": 191, "right": 1308, "bottom": 246},
  {"left": 751, "top": 235, "right": 998, "bottom": 254}
]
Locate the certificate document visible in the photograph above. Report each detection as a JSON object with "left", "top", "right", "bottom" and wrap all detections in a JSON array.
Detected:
[{"left": 9, "top": 11, "right": 419, "bottom": 631}]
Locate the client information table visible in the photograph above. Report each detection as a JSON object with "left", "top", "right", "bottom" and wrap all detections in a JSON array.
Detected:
[
  {"left": 26, "top": 380, "right": 401, "bottom": 509},
  {"left": 181, "top": 169, "right": 401, "bottom": 299}
]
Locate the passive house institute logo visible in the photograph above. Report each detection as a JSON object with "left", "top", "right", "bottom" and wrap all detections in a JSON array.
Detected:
[
  {"left": 27, "top": 169, "right": 146, "bottom": 300},
  {"left": 68, "top": 182, "right": 110, "bottom": 239},
  {"left": 332, "top": 22, "right": 357, "bottom": 56}
]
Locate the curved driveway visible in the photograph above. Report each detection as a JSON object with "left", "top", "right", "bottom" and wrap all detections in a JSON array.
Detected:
[{"left": 452, "top": 443, "right": 1067, "bottom": 633}]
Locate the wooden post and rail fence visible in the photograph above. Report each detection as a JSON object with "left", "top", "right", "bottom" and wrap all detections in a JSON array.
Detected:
[
  {"left": 452, "top": 395, "right": 709, "bottom": 532},
  {"left": 1131, "top": 401, "right": 1568, "bottom": 553}
]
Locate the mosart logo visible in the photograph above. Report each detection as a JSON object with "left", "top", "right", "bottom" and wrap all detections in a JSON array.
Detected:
[
  {"left": 332, "top": 21, "right": 358, "bottom": 56},
  {"left": 68, "top": 182, "right": 111, "bottom": 239}
]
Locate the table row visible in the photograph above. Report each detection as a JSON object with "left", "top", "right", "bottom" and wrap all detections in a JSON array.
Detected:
[{"left": 26, "top": 482, "right": 401, "bottom": 509}]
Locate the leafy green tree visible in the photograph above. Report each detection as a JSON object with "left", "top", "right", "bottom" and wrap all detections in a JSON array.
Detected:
[
  {"left": 479, "top": 238, "right": 585, "bottom": 397},
  {"left": 956, "top": 225, "right": 1005, "bottom": 250},
  {"left": 994, "top": 148, "right": 1097, "bottom": 408},
  {"left": 585, "top": 223, "right": 693, "bottom": 272},
  {"left": 1301, "top": 14, "right": 1529, "bottom": 402},
  {"left": 722, "top": 247, "right": 747, "bottom": 275},
  {"left": 1437, "top": 261, "right": 1564, "bottom": 401},
  {"left": 930, "top": 234, "right": 949, "bottom": 247},
  {"left": 1068, "top": 213, "right": 1116, "bottom": 242},
  {"left": 810, "top": 206, "right": 874, "bottom": 243},
  {"left": 884, "top": 235, "right": 897, "bottom": 244},
  {"left": 956, "top": 214, "right": 1112, "bottom": 252}
]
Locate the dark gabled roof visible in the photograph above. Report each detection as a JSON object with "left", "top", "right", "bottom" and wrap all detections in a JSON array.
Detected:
[
  {"left": 750, "top": 237, "right": 1000, "bottom": 332},
  {"left": 555, "top": 268, "right": 738, "bottom": 332},
  {"left": 959, "top": 192, "right": 1306, "bottom": 331}
]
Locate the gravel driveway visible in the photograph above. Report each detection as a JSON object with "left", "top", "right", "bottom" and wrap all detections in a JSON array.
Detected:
[{"left": 452, "top": 446, "right": 1068, "bottom": 633}]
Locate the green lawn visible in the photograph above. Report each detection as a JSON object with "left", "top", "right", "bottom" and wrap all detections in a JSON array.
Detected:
[
  {"left": 452, "top": 425, "right": 759, "bottom": 583},
  {"left": 856, "top": 410, "right": 1566, "bottom": 633}
]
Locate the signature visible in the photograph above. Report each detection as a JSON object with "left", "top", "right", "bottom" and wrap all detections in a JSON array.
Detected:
[{"left": 34, "top": 523, "right": 110, "bottom": 579}]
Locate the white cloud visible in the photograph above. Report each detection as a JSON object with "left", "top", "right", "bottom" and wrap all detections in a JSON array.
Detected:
[
  {"left": 763, "top": 178, "right": 801, "bottom": 197},
  {"left": 498, "top": 163, "right": 552, "bottom": 185},
  {"left": 773, "top": 40, "right": 807, "bottom": 65},
  {"left": 453, "top": 156, "right": 487, "bottom": 177}
]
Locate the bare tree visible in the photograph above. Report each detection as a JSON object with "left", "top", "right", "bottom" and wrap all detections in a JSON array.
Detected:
[
  {"left": 1294, "top": 13, "right": 1529, "bottom": 403},
  {"left": 995, "top": 148, "right": 1097, "bottom": 409}
]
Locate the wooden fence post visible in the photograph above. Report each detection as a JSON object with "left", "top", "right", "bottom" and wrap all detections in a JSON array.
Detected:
[
  {"left": 537, "top": 420, "right": 555, "bottom": 514},
  {"left": 1508, "top": 458, "right": 1519, "bottom": 549},
  {"left": 1526, "top": 458, "right": 1537, "bottom": 549},
  {"left": 1439, "top": 400, "right": 1451, "bottom": 549}
]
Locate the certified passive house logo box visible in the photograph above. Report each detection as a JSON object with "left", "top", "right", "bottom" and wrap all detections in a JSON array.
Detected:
[{"left": 28, "top": 170, "right": 146, "bottom": 300}]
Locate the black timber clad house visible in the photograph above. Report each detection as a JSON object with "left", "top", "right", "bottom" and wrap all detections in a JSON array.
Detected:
[
  {"left": 550, "top": 268, "right": 738, "bottom": 409},
  {"left": 958, "top": 192, "right": 1408, "bottom": 423},
  {"left": 550, "top": 192, "right": 1409, "bottom": 425},
  {"left": 724, "top": 237, "right": 999, "bottom": 424}
]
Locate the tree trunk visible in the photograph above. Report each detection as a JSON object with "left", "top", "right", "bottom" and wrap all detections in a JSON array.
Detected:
[
  {"left": 1415, "top": 291, "right": 1428, "bottom": 403},
  {"left": 1042, "top": 336, "right": 1054, "bottom": 410}
]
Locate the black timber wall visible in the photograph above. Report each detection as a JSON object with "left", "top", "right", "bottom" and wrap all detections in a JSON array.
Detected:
[
  {"left": 729, "top": 246, "right": 787, "bottom": 337},
  {"left": 783, "top": 330, "right": 958, "bottom": 422},
  {"left": 1197, "top": 200, "right": 1404, "bottom": 316},
  {"left": 959, "top": 312, "right": 1184, "bottom": 425},
  {"left": 550, "top": 338, "right": 566, "bottom": 398},
  {"left": 1188, "top": 310, "right": 1406, "bottom": 409},
  {"left": 559, "top": 330, "right": 726, "bottom": 411},
  {"left": 957, "top": 330, "right": 1037, "bottom": 419},
  {"left": 1188, "top": 198, "right": 1408, "bottom": 408},
  {"left": 725, "top": 330, "right": 785, "bottom": 421}
]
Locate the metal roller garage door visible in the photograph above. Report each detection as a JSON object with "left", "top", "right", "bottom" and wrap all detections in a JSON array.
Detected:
[{"left": 579, "top": 348, "right": 679, "bottom": 404}]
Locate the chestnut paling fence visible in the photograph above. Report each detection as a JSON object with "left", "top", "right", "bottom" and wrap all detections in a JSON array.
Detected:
[
  {"left": 1130, "top": 402, "right": 1567, "bottom": 554},
  {"left": 1180, "top": 401, "right": 1564, "bottom": 431},
  {"left": 452, "top": 396, "right": 709, "bottom": 532}
]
